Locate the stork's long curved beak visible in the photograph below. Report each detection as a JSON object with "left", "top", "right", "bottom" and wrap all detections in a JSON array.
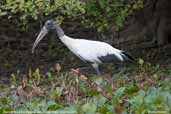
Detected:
[{"left": 32, "top": 27, "right": 48, "bottom": 53}]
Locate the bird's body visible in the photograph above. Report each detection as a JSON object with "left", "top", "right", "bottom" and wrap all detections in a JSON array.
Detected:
[
  {"left": 32, "top": 19, "right": 134, "bottom": 75},
  {"left": 59, "top": 35, "right": 128, "bottom": 63}
]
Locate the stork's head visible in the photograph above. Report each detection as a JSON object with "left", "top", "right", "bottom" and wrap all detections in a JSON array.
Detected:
[
  {"left": 44, "top": 19, "right": 57, "bottom": 30},
  {"left": 32, "top": 19, "right": 56, "bottom": 53}
]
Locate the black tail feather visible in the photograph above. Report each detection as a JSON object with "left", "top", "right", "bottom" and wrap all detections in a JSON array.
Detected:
[{"left": 121, "top": 51, "right": 134, "bottom": 62}]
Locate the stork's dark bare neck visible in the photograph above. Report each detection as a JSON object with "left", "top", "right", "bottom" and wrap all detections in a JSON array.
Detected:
[{"left": 55, "top": 24, "right": 65, "bottom": 38}]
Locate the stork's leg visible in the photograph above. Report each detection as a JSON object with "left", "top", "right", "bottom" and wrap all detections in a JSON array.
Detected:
[{"left": 92, "top": 63, "right": 101, "bottom": 75}]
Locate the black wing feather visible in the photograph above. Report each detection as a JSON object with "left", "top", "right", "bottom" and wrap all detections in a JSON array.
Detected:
[
  {"left": 98, "top": 54, "right": 122, "bottom": 63},
  {"left": 98, "top": 52, "right": 134, "bottom": 63}
]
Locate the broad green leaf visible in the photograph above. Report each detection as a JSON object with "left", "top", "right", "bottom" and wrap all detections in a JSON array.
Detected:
[
  {"left": 81, "top": 103, "right": 97, "bottom": 114},
  {"left": 0, "top": 107, "right": 3, "bottom": 114},
  {"left": 0, "top": 97, "right": 8, "bottom": 105},
  {"left": 115, "top": 87, "right": 126, "bottom": 97},
  {"left": 125, "top": 85, "right": 139, "bottom": 95},
  {"left": 93, "top": 95, "right": 107, "bottom": 106},
  {"left": 94, "top": 77, "right": 103, "bottom": 85},
  {"left": 48, "top": 104, "right": 63, "bottom": 111}
]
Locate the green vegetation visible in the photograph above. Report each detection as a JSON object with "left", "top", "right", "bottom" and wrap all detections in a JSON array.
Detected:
[
  {"left": 0, "top": 0, "right": 170, "bottom": 114},
  {"left": 0, "top": 60, "right": 171, "bottom": 114},
  {"left": 0, "top": 0, "right": 144, "bottom": 31}
]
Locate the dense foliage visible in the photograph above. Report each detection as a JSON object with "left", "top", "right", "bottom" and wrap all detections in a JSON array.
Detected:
[
  {"left": 2, "top": 1, "right": 170, "bottom": 114},
  {"left": 0, "top": 0, "right": 144, "bottom": 31},
  {"left": 0, "top": 61, "right": 171, "bottom": 114}
]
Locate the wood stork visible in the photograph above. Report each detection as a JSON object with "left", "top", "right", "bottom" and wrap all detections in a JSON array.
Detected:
[{"left": 32, "top": 19, "right": 134, "bottom": 75}]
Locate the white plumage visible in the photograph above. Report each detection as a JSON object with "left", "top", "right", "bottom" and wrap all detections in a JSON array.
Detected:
[
  {"left": 32, "top": 19, "right": 134, "bottom": 75},
  {"left": 60, "top": 35, "right": 123, "bottom": 63}
]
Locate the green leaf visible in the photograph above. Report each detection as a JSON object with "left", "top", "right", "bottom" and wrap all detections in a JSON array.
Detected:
[
  {"left": 88, "top": 88, "right": 100, "bottom": 96},
  {"left": 115, "top": 87, "right": 126, "bottom": 97},
  {"left": 94, "top": 77, "right": 103, "bottom": 85},
  {"left": 112, "top": 97, "right": 120, "bottom": 105},
  {"left": 0, "top": 107, "right": 4, "bottom": 114},
  {"left": 128, "top": 90, "right": 145, "bottom": 106},
  {"left": 33, "top": 68, "right": 41, "bottom": 79},
  {"left": 105, "top": 85, "right": 113, "bottom": 94},
  {"left": 47, "top": 72, "right": 53, "bottom": 80},
  {"left": 93, "top": 95, "right": 107, "bottom": 106},
  {"left": 125, "top": 85, "right": 139, "bottom": 95},
  {"left": 0, "top": 97, "right": 8, "bottom": 105},
  {"left": 54, "top": 87, "right": 63, "bottom": 98},
  {"left": 48, "top": 104, "right": 63, "bottom": 111},
  {"left": 81, "top": 103, "right": 97, "bottom": 114},
  {"left": 98, "top": 0, "right": 106, "bottom": 9}
]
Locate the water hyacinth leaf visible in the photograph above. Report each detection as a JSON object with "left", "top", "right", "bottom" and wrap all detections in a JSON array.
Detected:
[
  {"left": 161, "top": 91, "right": 171, "bottom": 105},
  {"left": 112, "top": 97, "right": 120, "bottom": 105},
  {"left": 114, "top": 87, "right": 126, "bottom": 97},
  {"left": 92, "top": 95, "right": 107, "bottom": 106},
  {"left": 125, "top": 85, "right": 139, "bottom": 95},
  {"left": 94, "top": 77, "right": 103, "bottom": 85},
  {"left": 62, "top": 106, "right": 77, "bottom": 113},
  {"left": 47, "top": 101, "right": 62, "bottom": 111},
  {"left": 105, "top": 85, "right": 113, "bottom": 94},
  {"left": 81, "top": 103, "right": 97, "bottom": 114},
  {"left": 97, "top": 95, "right": 107, "bottom": 105},
  {"left": 88, "top": 88, "right": 100, "bottom": 96},
  {"left": 128, "top": 90, "right": 145, "bottom": 107}
]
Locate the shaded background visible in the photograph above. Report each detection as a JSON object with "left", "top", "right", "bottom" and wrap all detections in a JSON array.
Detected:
[{"left": 0, "top": 0, "right": 171, "bottom": 79}]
